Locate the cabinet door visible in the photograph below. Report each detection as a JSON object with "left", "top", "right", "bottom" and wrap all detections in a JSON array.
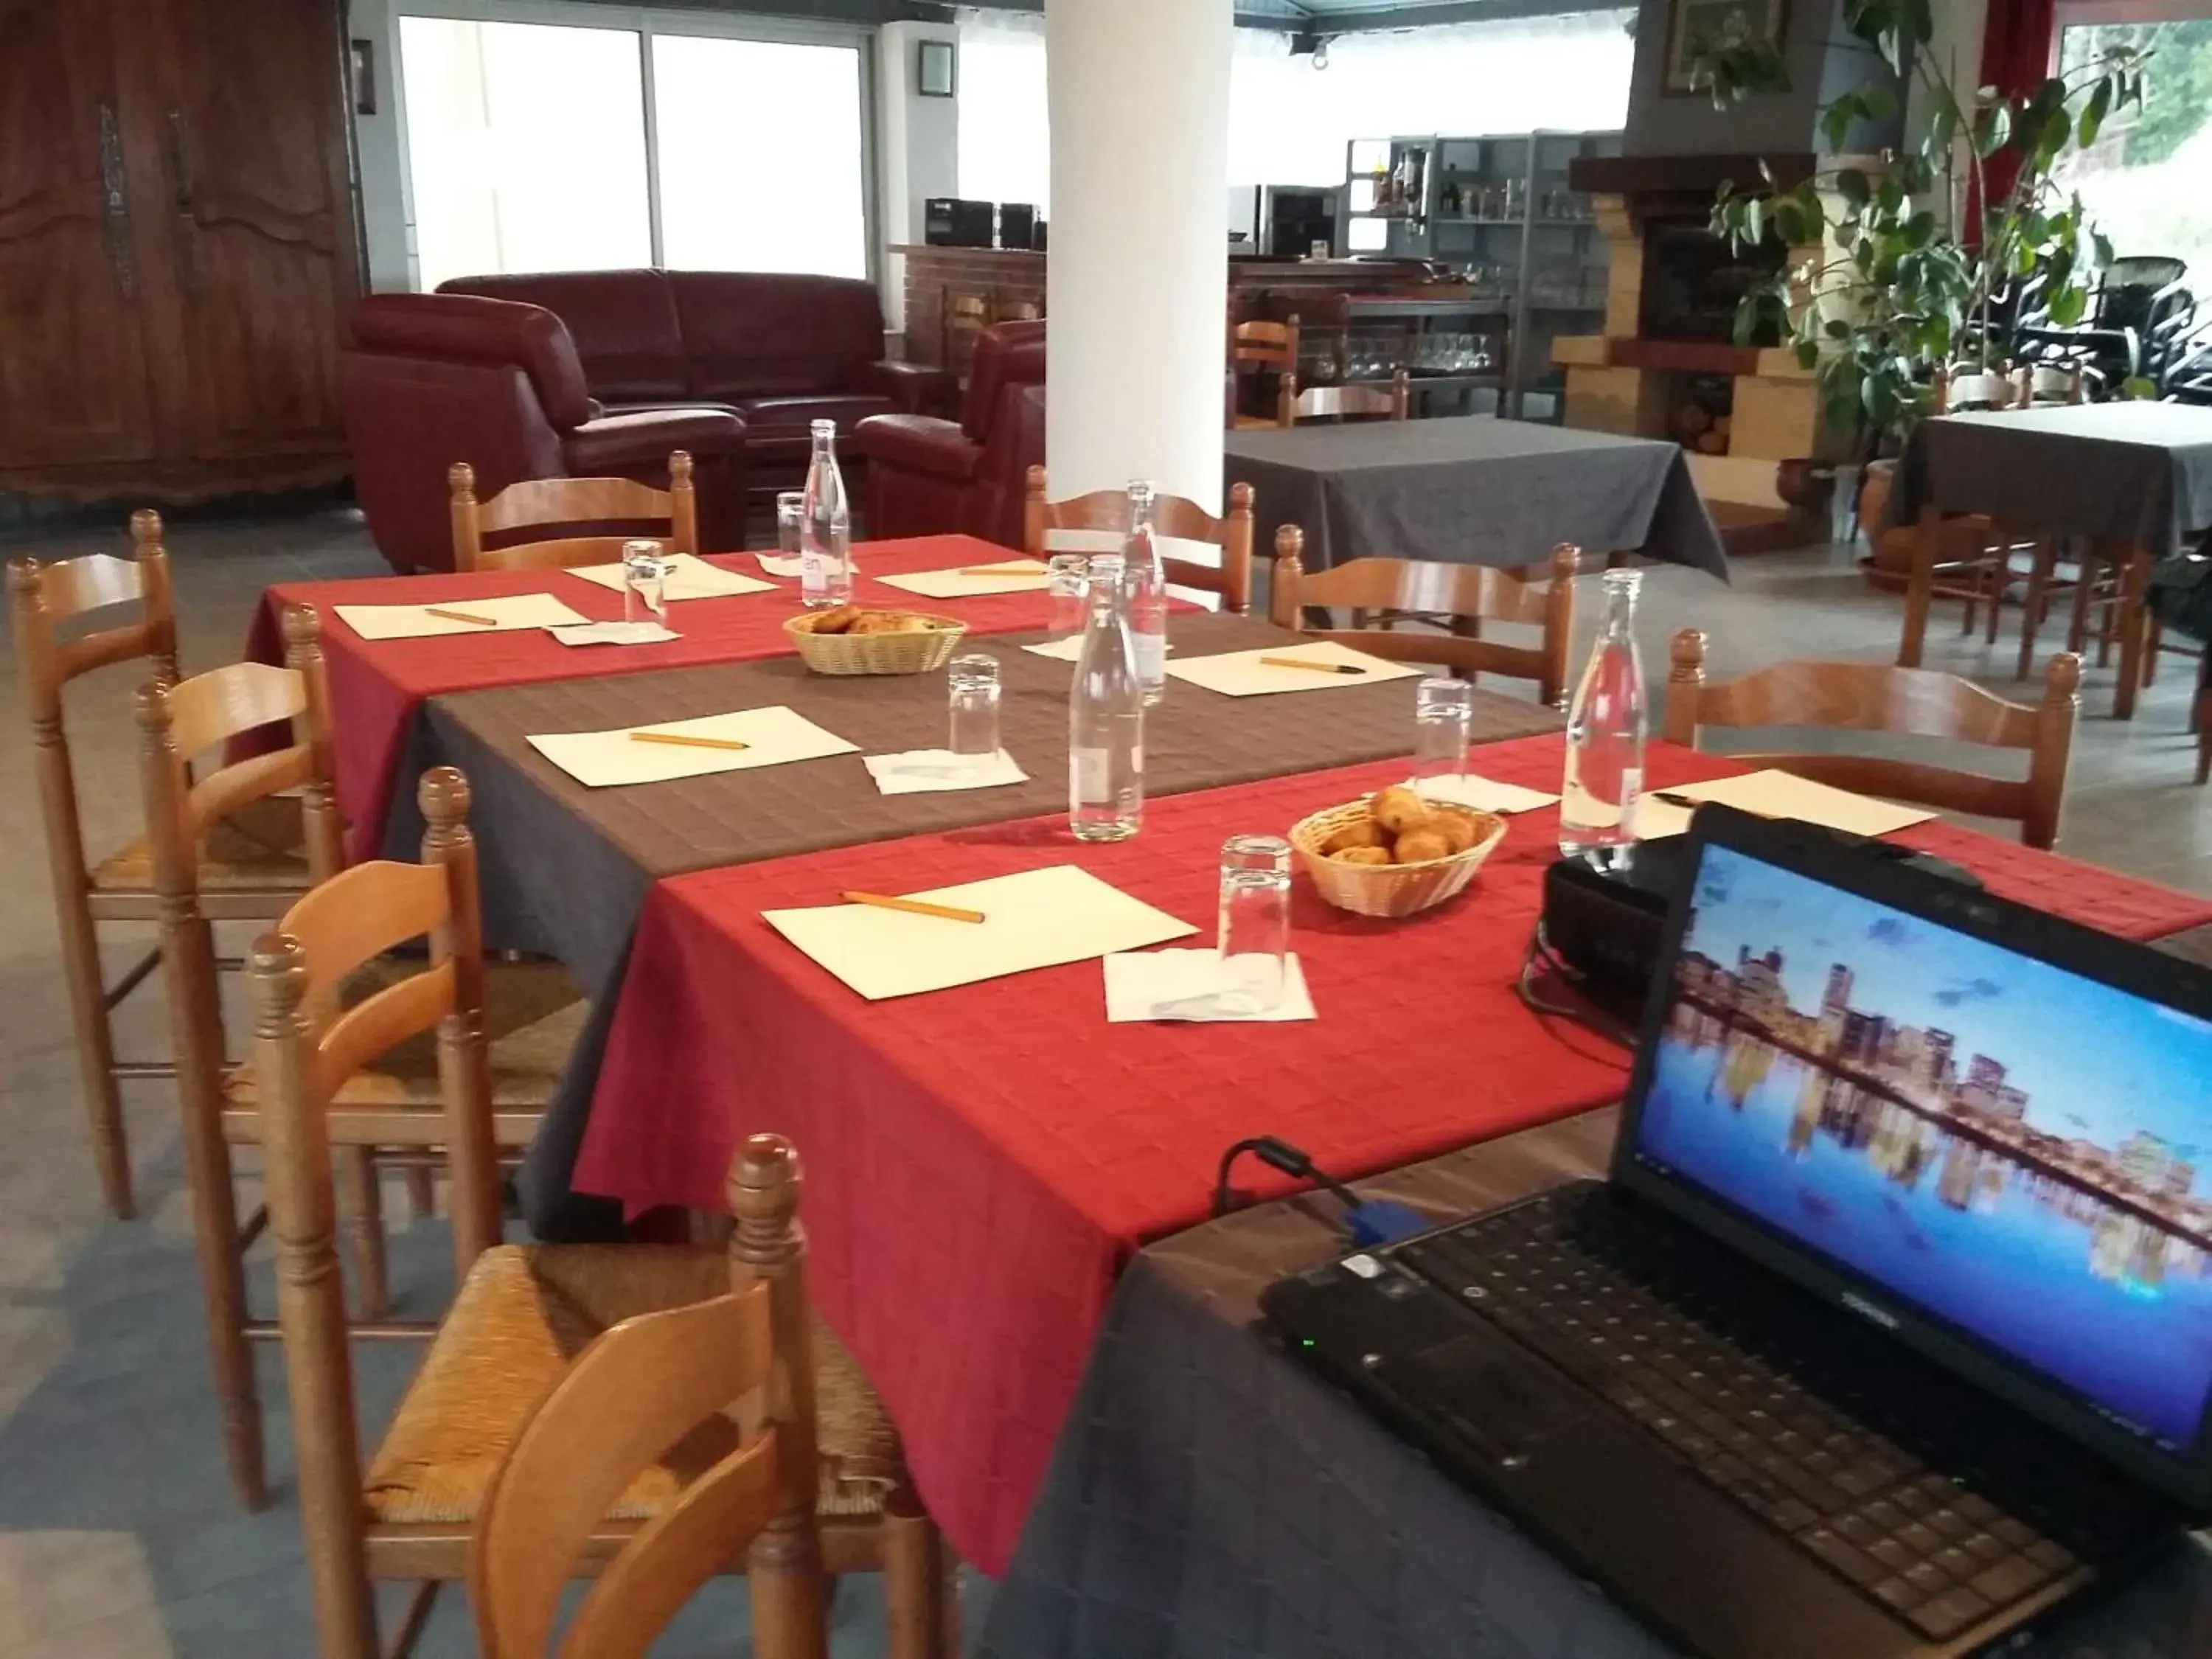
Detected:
[
  {"left": 0, "top": 0, "right": 160, "bottom": 477},
  {"left": 137, "top": 0, "right": 359, "bottom": 478}
]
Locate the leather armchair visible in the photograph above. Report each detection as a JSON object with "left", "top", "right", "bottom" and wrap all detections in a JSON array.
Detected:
[
  {"left": 340, "top": 293, "right": 748, "bottom": 571},
  {"left": 853, "top": 321, "right": 1047, "bottom": 551},
  {"left": 439, "top": 270, "right": 954, "bottom": 490}
]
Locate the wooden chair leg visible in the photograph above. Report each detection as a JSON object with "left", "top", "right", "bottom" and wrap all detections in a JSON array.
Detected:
[
  {"left": 2016, "top": 539, "right": 2053, "bottom": 682},
  {"left": 2066, "top": 549, "right": 2096, "bottom": 656},
  {"left": 337, "top": 1150, "right": 391, "bottom": 1321},
  {"left": 883, "top": 1490, "right": 951, "bottom": 1659},
  {"left": 1899, "top": 508, "right": 1938, "bottom": 668},
  {"left": 2143, "top": 616, "right": 2162, "bottom": 687},
  {"left": 55, "top": 899, "right": 134, "bottom": 1218},
  {"left": 402, "top": 1165, "right": 436, "bottom": 1222},
  {"left": 748, "top": 1506, "right": 830, "bottom": 1659},
  {"left": 2114, "top": 547, "right": 2149, "bottom": 721},
  {"left": 1984, "top": 560, "right": 2006, "bottom": 645}
]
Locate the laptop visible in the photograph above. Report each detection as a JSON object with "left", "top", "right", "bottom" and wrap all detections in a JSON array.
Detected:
[{"left": 1265, "top": 806, "right": 2212, "bottom": 1659}]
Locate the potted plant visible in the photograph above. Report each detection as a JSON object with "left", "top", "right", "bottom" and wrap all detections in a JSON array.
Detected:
[{"left": 1695, "top": 0, "right": 2146, "bottom": 568}]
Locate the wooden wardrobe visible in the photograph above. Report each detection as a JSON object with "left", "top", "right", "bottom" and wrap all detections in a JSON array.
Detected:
[{"left": 0, "top": 0, "right": 361, "bottom": 502}]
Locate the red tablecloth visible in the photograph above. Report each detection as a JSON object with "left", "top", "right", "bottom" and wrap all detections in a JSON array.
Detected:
[
  {"left": 571, "top": 731, "right": 2212, "bottom": 1573},
  {"left": 243, "top": 537, "right": 1065, "bottom": 861}
]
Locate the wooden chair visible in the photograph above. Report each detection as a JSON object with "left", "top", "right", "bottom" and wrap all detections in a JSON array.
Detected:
[
  {"left": 1023, "top": 466, "right": 1258, "bottom": 613},
  {"left": 1665, "top": 630, "right": 2081, "bottom": 850},
  {"left": 1291, "top": 368, "right": 1411, "bottom": 425},
  {"left": 10, "top": 510, "right": 181, "bottom": 1217},
  {"left": 248, "top": 810, "right": 947, "bottom": 1659},
  {"left": 942, "top": 290, "right": 994, "bottom": 384},
  {"left": 142, "top": 665, "right": 583, "bottom": 1516},
  {"left": 450, "top": 451, "right": 697, "bottom": 572},
  {"left": 469, "top": 1138, "right": 831, "bottom": 1659},
  {"left": 1231, "top": 316, "right": 1300, "bottom": 428},
  {"left": 1269, "top": 529, "right": 1578, "bottom": 708}
]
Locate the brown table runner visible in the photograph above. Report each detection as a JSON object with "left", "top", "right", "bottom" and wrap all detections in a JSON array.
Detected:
[
  {"left": 982, "top": 1107, "right": 2212, "bottom": 1658},
  {"left": 400, "top": 608, "right": 1564, "bottom": 1236}
]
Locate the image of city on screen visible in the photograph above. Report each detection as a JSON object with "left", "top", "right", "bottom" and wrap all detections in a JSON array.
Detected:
[{"left": 1635, "top": 844, "right": 2212, "bottom": 1450}]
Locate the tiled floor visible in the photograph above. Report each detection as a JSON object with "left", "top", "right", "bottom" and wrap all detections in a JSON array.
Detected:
[{"left": 0, "top": 502, "right": 2205, "bottom": 1656}]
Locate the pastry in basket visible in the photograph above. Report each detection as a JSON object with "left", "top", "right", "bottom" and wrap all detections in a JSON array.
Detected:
[
  {"left": 1370, "top": 784, "right": 1432, "bottom": 835},
  {"left": 1321, "top": 818, "right": 1388, "bottom": 855},
  {"left": 1329, "top": 845, "right": 1394, "bottom": 866},
  {"left": 804, "top": 604, "right": 863, "bottom": 635},
  {"left": 848, "top": 611, "right": 934, "bottom": 636},
  {"left": 1391, "top": 827, "right": 1455, "bottom": 865}
]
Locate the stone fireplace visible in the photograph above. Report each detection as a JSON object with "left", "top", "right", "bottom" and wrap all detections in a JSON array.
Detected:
[{"left": 1553, "top": 0, "right": 1903, "bottom": 549}]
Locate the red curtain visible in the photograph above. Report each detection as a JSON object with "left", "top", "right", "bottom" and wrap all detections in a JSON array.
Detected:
[{"left": 1978, "top": 0, "right": 2060, "bottom": 210}]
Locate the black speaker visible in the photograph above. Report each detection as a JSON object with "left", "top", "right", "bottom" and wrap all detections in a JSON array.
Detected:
[
  {"left": 998, "top": 203, "right": 1036, "bottom": 251},
  {"left": 924, "top": 198, "right": 995, "bottom": 248}
]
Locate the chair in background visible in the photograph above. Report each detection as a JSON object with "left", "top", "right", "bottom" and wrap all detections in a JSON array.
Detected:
[
  {"left": 469, "top": 1137, "right": 833, "bottom": 1659},
  {"left": 942, "top": 290, "right": 995, "bottom": 385},
  {"left": 1290, "top": 368, "right": 1412, "bottom": 425},
  {"left": 1268, "top": 531, "right": 1577, "bottom": 707},
  {"left": 1230, "top": 316, "right": 1300, "bottom": 428},
  {"left": 10, "top": 511, "right": 180, "bottom": 1218},
  {"left": 1023, "top": 467, "right": 1259, "bottom": 614},
  {"left": 1666, "top": 630, "right": 2081, "bottom": 849},
  {"left": 853, "top": 320, "right": 1048, "bottom": 549},
  {"left": 449, "top": 451, "right": 697, "bottom": 572},
  {"left": 247, "top": 790, "right": 947, "bottom": 1659}
]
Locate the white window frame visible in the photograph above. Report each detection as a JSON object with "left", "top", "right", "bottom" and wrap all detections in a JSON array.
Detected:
[{"left": 389, "top": 0, "right": 880, "bottom": 288}]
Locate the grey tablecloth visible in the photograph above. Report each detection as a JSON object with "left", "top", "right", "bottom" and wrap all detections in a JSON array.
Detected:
[
  {"left": 1893, "top": 401, "right": 2212, "bottom": 553},
  {"left": 378, "top": 611, "right": 1565, "bottom": 1238},
  {"left": 1225, "top": 417, "right": 1728, "bottom": 580},
  {"left": 980, "top": 1098, "right": 2212, "bottom": 1659}
]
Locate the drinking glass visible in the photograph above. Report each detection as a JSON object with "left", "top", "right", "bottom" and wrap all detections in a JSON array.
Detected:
[
  {"left": 776, "top": 491, "right": 805, "bottom": 563},
  {"left": 622, "top": 538, "right": 669, "bottom": 625},
  {"left": 1217, "top": 834, "right": 1293, "bottom": 1013},
  {"left": 1046, "top": 555, "right": 1091, "bottom": 639},
  {"left": 947, "top": 653, "right": 1002, "bottom": 773},
  {"left": 1413, "top": 676, "right": 1475, "bottom": 783}
]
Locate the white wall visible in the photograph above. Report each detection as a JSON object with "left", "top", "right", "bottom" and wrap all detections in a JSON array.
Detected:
[
  {"left": 349, "top": 0, "right": 414, "bottom": 291},
  {"left": 875, "top": 19, "right": 960, "bottom": 332}
]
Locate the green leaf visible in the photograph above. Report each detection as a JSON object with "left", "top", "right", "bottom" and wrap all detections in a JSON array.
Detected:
[
  {"left": 1825, "top": 318, "right": 1853, "bottom": 339},
  {"left": 2079, "top": 79, "right": 2113, "bottom": 148},
  {"left": 1732, "top": 299, "right": 1759, "bottom": 347},
  {"left": 2124, "top": 375, "right": 2158, "bottom": 400},
  {"left": 2045, "top": 282, "right": 2089, "bottom": 326},
  {"left": 1823, "top": 92, "right": 1865, "bottom": 153},
  {"left": 1796, "top": 340, "right": 1821, "bottom": 369},
  {"left": 1836, "top": 167, "right": 1871, "bottom": 206},
  {"left": 1902, "top": 209, "right": 1937, "bottom": 249},
  {"left": 1974, "top": 102, "right": 2012, "bottom": 158}
]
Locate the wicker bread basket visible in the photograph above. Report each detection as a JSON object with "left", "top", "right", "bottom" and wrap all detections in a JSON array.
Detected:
[
  {"left": 785, "top": 611, "right": 969, "bottom": 675},
  {"left": 1290, "top": 796, "right": 1507, "bottom": 919}
]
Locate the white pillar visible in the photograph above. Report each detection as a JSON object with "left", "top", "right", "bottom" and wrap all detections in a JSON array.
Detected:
[{"left": 1045, "top": 0, "right": 1234, "bottom": 511}]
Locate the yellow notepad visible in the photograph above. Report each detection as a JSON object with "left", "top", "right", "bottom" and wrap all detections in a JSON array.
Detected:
[
  {"left": 333, "top": 593, "right": 588, "bottom": 641},
  {"left": 763, "top": 865, "right": 1197, "bottom": 1000},
  {"left": 1635, "top": 770, "right": 1938, "bottom": 840},
  {"left": 564, "top": 554, "right": 776, "bottom": 601},
  {"left": 1163, "top": 640, "right": 1422, "bottom": 697},
  {"left": 525, "top": 706, "right": 859, "bottom": 788}
]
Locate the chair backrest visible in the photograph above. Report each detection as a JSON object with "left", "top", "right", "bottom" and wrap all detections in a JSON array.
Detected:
[
  {"left": 11, "top": 509, "right": 179, "bottom": 890},
  {"left": 1022, "top": 467, "right": 1259, "bottom": 613},
  {"left": 1663, "top": 629, "right": 2081, "bottom": 849},
  {"left": 1291, "top": 368, "right": 1411, "bottom": 424},
  {"left": 470, "top": 1136, "right": 827, "bottom": 1659},
  {"left": 451, "top": 451, "right": 697, "bottom": 572},
  {"left": 1269, "top": 529, "right": 1579, "bottom": 706},
  {"left": 1231, "top": 316, "right": 1300, "bottom": 426},
  {"left": 1932, "top": 364, "right": 2021, "bottom": 414},
  {"left": 961, "top": 319, "right": 1048, "bottom": 444},
  {"left": 2011, "top": 361, "right": 2087, "bottom": 406},
  {"left": 136, "top": 608, "right": 345, "bottom": 899}
]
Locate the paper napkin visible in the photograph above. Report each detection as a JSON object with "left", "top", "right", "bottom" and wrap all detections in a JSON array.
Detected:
[
  {"left": 1104, "top": 949, "right": 1316, "bottom": 1023},
  {"left": 863, "top": 748, "right": 1030, "bottom": 796}
]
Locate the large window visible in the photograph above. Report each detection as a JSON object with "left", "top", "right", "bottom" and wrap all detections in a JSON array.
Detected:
[
  {"left": 953, "top": 9, "right": 1637, "bottom": 210},
  {"left": 396, "top": 6, "right": 870, "bottom": 291},
  {"left": 2054, "top": 4, "right": 2212, "bottom": 294}
]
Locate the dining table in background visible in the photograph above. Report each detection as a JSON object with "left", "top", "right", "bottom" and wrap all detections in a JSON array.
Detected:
[
  {"left": 1224, "top": 416, "right": 1728, "bottom": 579},
  {"left": 1892, "top": 401, "right": 2212, "bottom": 717},
  {"left": 566, "top": 731, "right": 2212, "bottom": 1576},
  {"left": 978, "top": 1081, "right": 2212, "bottom": 1659},
  {"left": 239, "top": 534, "right": 1054, "bottom": 860}
]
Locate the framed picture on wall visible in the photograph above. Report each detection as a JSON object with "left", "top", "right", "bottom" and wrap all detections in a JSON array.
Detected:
[
  {"left": 917, "top": 39, "right": 956, "bottom": 99},
  {"left": 1665, "top": 0, "right": 1788, "bottom": 93}
]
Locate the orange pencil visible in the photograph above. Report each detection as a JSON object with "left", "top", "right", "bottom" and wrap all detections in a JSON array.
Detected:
[{"left": 840, "top": 890, "right": 987, "bottom": 924}]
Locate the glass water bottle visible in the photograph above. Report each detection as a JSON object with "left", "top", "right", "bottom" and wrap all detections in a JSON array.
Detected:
[
  {"left": 799, "top": 419, "right": 854, "bottom": 608},
  {"left": 1069, "top": 552, "right": 1144, "bottom": 842},
  {"left": 1124, "top": 481, "right": 1169, "bottom": 708},
  {"left": 1559, "top": 567, "right": 1647, "bottom": 869}
]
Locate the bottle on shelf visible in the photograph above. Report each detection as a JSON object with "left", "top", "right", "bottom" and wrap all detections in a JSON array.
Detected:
[
  {"left": 1559, "top": 567, "right": 1647, "bottom": 869},
  {"left": 1069, "top": 552, "right": 1144, "bottom": 843},
  {"left": 1124, "top": 481, "right": 1169, "bottom": 708},
  {"left": 1440, "top": 179, "right": 1463, "bottom": 217},
  {"left": 799, "top": 419, "right": 854, "bottom": 608}
]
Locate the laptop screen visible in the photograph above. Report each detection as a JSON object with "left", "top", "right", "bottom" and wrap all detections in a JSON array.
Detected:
[{"left": 1630, "top": 840, "right": 2212, "bottom": 1455}]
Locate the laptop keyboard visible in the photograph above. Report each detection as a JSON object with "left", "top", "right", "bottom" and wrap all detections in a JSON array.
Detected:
[{"left": 1398, "top": 1186, "right": 2166, "bottom": 1643}]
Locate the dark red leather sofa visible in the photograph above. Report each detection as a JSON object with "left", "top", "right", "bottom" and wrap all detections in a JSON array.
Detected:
[
  {"left": 339, "top": 291, "right": 750, "bottom": 571},
  {"left": 439, "top": 270, "right": 950, "bottom": 484},
  {"left": 852, "top": 321, "right": 1046, "bottom": 551}
]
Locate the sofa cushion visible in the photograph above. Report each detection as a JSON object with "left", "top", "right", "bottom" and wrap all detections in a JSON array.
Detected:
[
  {"left": 669, "top": 272, "right": 886, "bottom": 401},
  {"left": 563, "top": 406, "right": 748, "bottom": 475},
  {"left": 736, "top": 393, "right": 897, "bottom": 436},
  {"left": 350, "top": 293, "right": 594, "bottom": 432},
  {"left": 441, "top": 270, "right": 690, "bottom": 405}
]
